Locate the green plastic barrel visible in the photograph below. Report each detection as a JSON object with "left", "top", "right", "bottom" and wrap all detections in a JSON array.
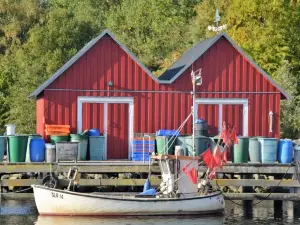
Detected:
[
  {"left": 156, "top": 136, "right": 176, "bottom": 155},
  {"left": 181, "top": 136, "right": 213, "bottom": 156},
  {"left": 50, "top": 135, "right": 69, "bottom": 145},
  {"left": 233, "top": 137, "right": 249, "bottom": 163},
  {"left": 8, "top": 135, "right": 29, "bottom": 163},
  {"left": 70, "top": 134, "right": 88, "bottom": 160},
  {"left": 26, "top": 134, "right": 42, "bottom": 162},
  {"left": 0, "top": 136, "right": 6, "bottom": 162}
]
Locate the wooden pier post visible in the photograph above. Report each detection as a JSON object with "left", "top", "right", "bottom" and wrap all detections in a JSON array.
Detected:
[
  {"left": 242, "top": 173, "right": 253, "bottom": 218},
  {"left": 273, "top": 174, "right": 283, "bottom": 219}
]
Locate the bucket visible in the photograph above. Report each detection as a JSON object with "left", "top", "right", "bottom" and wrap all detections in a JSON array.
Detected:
[
  {"left": 258, "top": 138, "right": 278, "bottom": 163},
  {"left": 5, "top": 124, "right": 16, "bottom": 136},
  {"left": 8, "top": 135, "right": 28, "bottom": 163},
  {"left": 70, "top": 134, "right": 88, "bottom": 160},
  {"left": 30, "top": 138, "right": 45, "bottom": 162},
  {"left": 0, "top": 136, "right": 6, "bottom": 162},
  {"left": 278, "top": 139, "right": 293, "bottom": 164},
  {"left": 249, "top": 137, "right": 261, "bottom": 163},
  {"left": 45, "top": 144, "right": 56, "bottom": 162},
  {"left": 26, "top": 135, "right": 42, "bottom": 162}
]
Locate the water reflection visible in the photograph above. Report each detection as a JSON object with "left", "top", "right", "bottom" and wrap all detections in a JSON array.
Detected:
[{"left": 35, "top": 215, "right": 225, "bottom": 225}]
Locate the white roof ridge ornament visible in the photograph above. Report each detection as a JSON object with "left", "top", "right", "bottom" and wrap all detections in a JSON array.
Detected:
[{"left": 207, "top": 8, "right": 227, "bottom": 34}]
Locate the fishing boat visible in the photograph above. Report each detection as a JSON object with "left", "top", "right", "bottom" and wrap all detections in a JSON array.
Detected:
[{"left": 32, "top": 154, "right": 224, "bottom": 216}]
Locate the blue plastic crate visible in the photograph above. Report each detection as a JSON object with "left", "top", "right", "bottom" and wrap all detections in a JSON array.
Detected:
[
  {"left": 131, "top": 152, "right": 151, "bottom": 161},
  {"left": 156, "top": 129, "right": 180, "bottom": 136},
  {"left": 132, "top": 145, "right": 155, "bottom": 151},
  {"left": 132, "top": 140, "right": 155, "bottom": 145}
]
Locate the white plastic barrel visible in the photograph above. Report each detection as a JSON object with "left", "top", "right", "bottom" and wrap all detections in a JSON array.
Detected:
[
  {"left": 175, "top": 145, "right": 184, "bottom": 156},
  {"left": 45, "top": 144, "right": 56, "bottom": 162},
  {"left": 5, "top": 124, "right": 16, "bottom": 136},
  {"left": 294, "top": 146, "right": 300, "bottom": 163}
]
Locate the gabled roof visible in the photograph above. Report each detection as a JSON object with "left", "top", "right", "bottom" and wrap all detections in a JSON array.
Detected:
[
  {"left": 29, "top": 29, "right": 161, "bottom": 98},
  {"left": 30, "top": 30, "right": 290, "bottom": 100},
  {"left": 160, "top": 32, "right": 291, "bottom": 100}
]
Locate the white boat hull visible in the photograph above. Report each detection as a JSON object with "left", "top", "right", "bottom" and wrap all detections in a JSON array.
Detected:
[{"left": 32, "top": 185, "right": 225, "bottom": 216}]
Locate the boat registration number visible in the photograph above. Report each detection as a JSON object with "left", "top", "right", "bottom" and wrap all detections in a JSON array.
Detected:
[{"left": 51, "top": 192, "right": 64, "bottom": 199}]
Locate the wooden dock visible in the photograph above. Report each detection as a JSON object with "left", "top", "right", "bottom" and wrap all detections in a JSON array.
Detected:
[{"left": 0, "top": 161, "right": 299, "bottom": 199}]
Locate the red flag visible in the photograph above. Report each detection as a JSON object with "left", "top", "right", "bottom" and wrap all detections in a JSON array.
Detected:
[
  {"left": 184, "top": 167, "right": 198, "bottom": 184},
  {"left": 182, "top": 161, "right": 193, "bottom": 173},
  {"left": 213, "top": 146, "right": 222, "bottom": 168},
  {"left": 201, "top": 148, "right": 215, "bottom": 169},
  {"left": 221, "top": 148, "right": 227, "bottom": 164},
  {"left": 220, "top": 121, "right": 229, "bottom": 144},
  {"left": 231, "top": 127, "right": 239, "bottom": 144},
  {"left": 208, "top": 167, "right": 216, "bottom": 180}
]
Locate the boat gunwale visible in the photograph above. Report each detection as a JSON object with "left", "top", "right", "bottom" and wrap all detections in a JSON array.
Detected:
[{"left": 32, "top": 185, "right": 222, "bottom": 202}]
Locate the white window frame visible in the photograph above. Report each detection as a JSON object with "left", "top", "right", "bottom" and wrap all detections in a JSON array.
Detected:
[
  {"left": 77, "top": 96, "right": 134, "bottom": 160},
  {"left": 195, "top": 98, "right": 248, "bottom": 136}
]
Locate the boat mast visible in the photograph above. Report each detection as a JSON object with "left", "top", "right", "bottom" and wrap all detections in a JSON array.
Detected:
[{"left": 191, "top": 69, "right": 202, "bottom": 156}]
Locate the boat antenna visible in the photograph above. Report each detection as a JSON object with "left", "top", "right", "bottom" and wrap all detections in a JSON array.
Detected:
[
  {"left": 191, "top": 68, "right": 202, "bottom": 156},
  {"left": 207, "top": 8, "right": 227, "bottom": 34}
]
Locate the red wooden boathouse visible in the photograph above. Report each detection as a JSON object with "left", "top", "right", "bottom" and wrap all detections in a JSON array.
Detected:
[{"left": 29, "top": 29, "right": 290, "bottom": 160}]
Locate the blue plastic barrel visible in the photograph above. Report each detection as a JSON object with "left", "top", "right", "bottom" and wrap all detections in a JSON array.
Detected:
[
  {"left": 88, "top": 129, "right": 100, "bottom": 136},
  {"left": 258, "top": 138, "right": 278, "bottom": 163},
  {"left": 278, "top": 139, "right": 293, "bottom": 163},
  {"left": 30, "top": 138, "right": 45, "bottom": 162}
]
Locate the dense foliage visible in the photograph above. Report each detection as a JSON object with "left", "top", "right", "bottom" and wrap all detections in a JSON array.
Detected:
[{"left": 0, "top": 0, "right": 299, "bottom": 138}]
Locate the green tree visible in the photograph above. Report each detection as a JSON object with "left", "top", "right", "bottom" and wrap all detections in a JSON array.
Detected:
[
  {"left": 106, "top": 0, "right": 200, "bottom": 72},
  {"left": 7, "top": 0, "right": 110, "bottom": 133},
  {"left": 274, "top": 62, "right": 300, "bottom": 138}
]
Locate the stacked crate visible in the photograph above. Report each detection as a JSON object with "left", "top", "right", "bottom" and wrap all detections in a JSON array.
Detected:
[{"left": 131, "top": 138, "right": 155, "bottom": 161}]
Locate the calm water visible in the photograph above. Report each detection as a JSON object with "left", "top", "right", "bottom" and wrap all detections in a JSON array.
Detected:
[{"left": 0, "top": 199, "right": 299, "bottom": 225}]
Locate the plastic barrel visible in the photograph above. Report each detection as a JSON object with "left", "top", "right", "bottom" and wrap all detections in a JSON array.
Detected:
[
  {"left": 183, "top": 136, "right": 212, "bottom": 156},
  {"left": 88, "top": 129, "right": 100, "bottom": 136},
  {"left": 258, "top": 138, "right": 278, "bottom": 163},
  {"left": 175, "top": 136, "right": 188, "bottom": 156},
  {"left": 8, "top": 135, "right": 29, "bottom": 163},
  {"left": 50, "top": 135, "right": 69, "bottom": 145},
  {"left": 249, "top": 137, "right": 261, "bottom": 163},
  {"left": 294, "top": 146, "right": 300, "bottom": 163},
  {"left": 89, "top": 136, "right": 105, "bottom": 160},
  {"left": 26, "top": 135, "right": 42, "bottom": 162},
  {"left": 70, "top": 134, "right": 88, "bottom": 160},
  {"left": 156, "top": 136, "right": 176, "bottom": 155},
  {"left": 30, "top": 138, "right": 45, "bottom": 162},
  {"left": 45, "top": 144, "right": 56, "bottom": 162},
  {"left": 0, "top": 136, "right": 6, "bottom": 162},
  {"left": 233, "top": 137, "right": 249, "bottom": 163},
  {"left": 278, "top": 139, "right": 293, "bottom": 164}
]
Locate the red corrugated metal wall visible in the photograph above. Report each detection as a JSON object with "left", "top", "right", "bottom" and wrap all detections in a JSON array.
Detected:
[{"left": 38, "top": 35, "right": 283, "bottom": 159}]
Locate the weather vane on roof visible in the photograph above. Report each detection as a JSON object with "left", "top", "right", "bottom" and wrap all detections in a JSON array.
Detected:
[{"left": 207, "top": 9, "right": 227, "bottom": 34}]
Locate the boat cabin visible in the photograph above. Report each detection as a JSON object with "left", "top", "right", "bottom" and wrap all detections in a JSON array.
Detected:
[{"left": 153, "top": 155, "right": 201, "bottom": 198}]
